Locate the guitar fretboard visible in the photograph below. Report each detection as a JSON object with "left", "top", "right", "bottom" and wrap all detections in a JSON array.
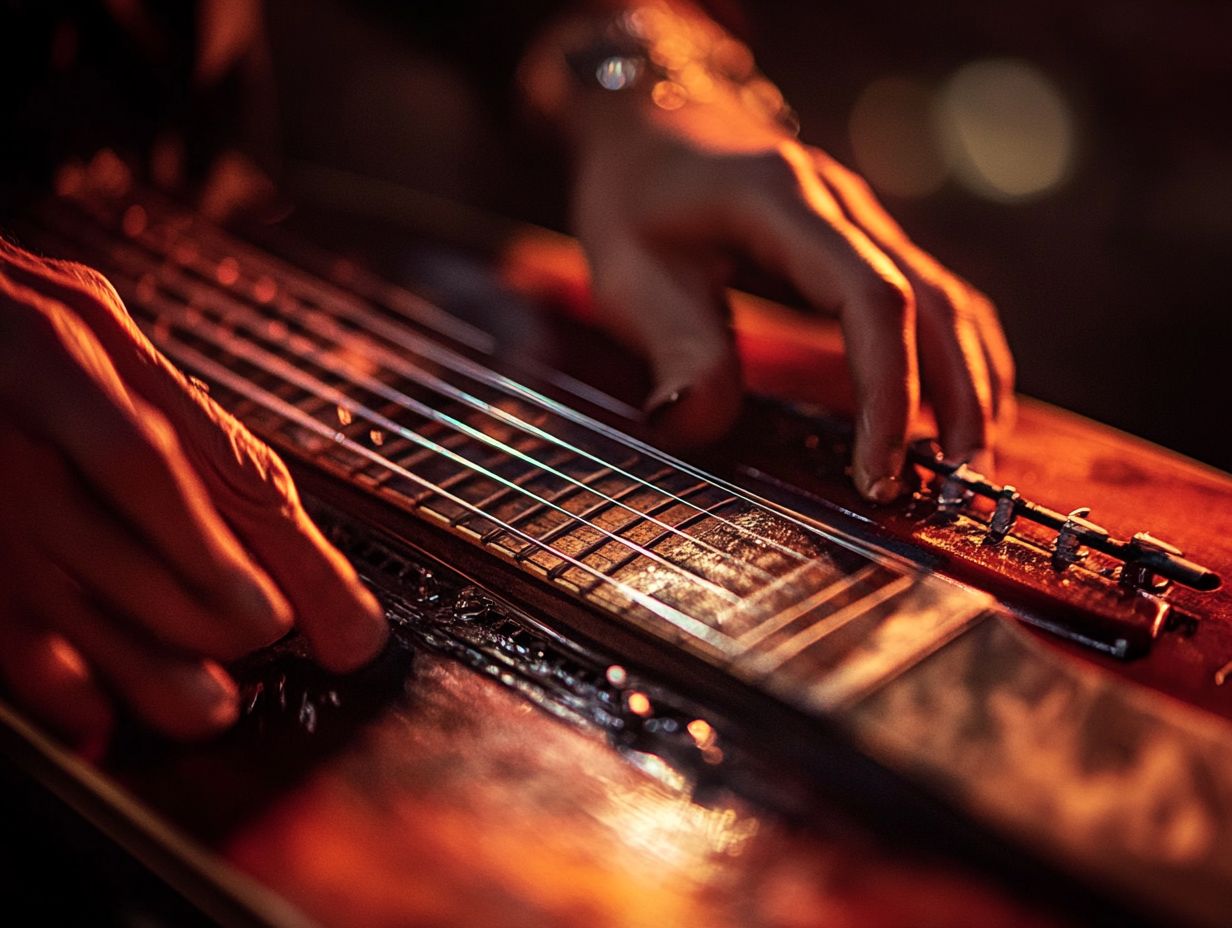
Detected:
[{"left": 22, "top": 194, "right": 989, "bottom": 711}]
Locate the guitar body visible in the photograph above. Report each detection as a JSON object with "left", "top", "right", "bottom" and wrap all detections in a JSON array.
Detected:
[{"left": 2, "top": 190, "right": 1230, "bottom": 928}]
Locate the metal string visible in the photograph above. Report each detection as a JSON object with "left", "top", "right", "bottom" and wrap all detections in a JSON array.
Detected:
[
  {"left": 52, "top": 198, "right": 892, "bottom": 573},
  {"left": 758, "top": 575, "right": 914, "bottom": 670},
  {"left": 129, "top": 216, "right": 812, "bottom": 565},
  {"left": 149, "top": 198, "right": 641, "bottom": 419},
  {"left": 32, "top": 205, "right": 918, "bottom": 655},
  {"left": 153, "top": 300, "right": 746, "bottom": 605},
  {"left": 33, "top": 216, "right": 786, "bottom": 602},
  {"left": 177, "top": 279, "right": 787, "bottom": 586},
  {"left": 157, "top": 335, "right": 740, "bottom": 652}
]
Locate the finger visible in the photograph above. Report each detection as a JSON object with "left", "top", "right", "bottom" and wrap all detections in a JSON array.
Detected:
[
  {"left": 587, "top": 235, "right": 743, "bottom": 447},
  {"left": 966, "top": 285, "right": 1017, "bottom": 428},
  {"left": 913, "top": 278, "right": 995, "bottom": 462},
  {"left": 171, "top": 402, "right": 388, "bottom": 672},
  {"left": 720, "top": 150, "right": 918, "bottom": 499},
  {"left": 0, "top": 425, "right": 290, "bottom": 660},
  {"left": 0, "top": 266, "right": 291, "bottom": 636},
  {"left": 20, "top": 561, "right": 239, "bottom": 741},
  {"left": 811, "top": 153, "right": 1009, "bottom": 457},
  {"left": 0, "top": 249, "right": 386, "bottom": 670},
  {"left": 0, "top": 603, "right": 113, "bottom": 756}
]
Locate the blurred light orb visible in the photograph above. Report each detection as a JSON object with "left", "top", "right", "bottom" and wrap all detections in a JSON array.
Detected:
[
  {"left": 596, "top": 56, "right": 640, "bottom": 91},
  {"left": 849, "top": 77, "right": 947, "bottom": 198},
  {"left": 935, "top": 58, "right": 1075, "bottom": 202}
]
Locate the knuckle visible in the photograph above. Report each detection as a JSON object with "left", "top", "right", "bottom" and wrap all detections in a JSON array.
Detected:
[
  {"left": 60, "top": 260, "right": 119, "bottom": 301},
  {"left": 191, "top": 407, "right": 302, "bottom": 515},
  {"left": 855, "top": 270, "right": 912, "bottom": 323},
  {"left": 832, "top": 158, "right": 875, "bottom": 199}
]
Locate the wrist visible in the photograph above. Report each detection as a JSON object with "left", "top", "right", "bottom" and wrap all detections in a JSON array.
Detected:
[{"left": 518, "top": 1, "right": 798, "bottom": 147}]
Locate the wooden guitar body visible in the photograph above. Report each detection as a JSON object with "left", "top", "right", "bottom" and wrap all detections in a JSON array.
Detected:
[{"left": 2, "top": 190, "right": 1230, "bottom": 928}]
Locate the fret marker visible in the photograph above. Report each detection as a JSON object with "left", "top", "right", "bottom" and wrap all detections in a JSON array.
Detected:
[
  {"left": 686, "top": 718, "right": 715, "bottom": 749},
  {"left": 336, "top": 405, "right": 353, "bottom": 426},
  {"left": 369, "top": 428, "right": 385, "bottom": 447},
  {"left": 216, "top": 256, "right": 240, "bottom": 286},
  {"left": 627, "top": 691, "right": 652, "bottom": 717},
  {"left": 253, "top": 275, "right": 277, "bottom": 304},
  {"left": 606, "top": 664, "right": 628, "bottom": 686}
]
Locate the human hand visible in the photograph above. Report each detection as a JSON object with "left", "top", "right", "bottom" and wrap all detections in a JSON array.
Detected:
[
  {"left": 0, "top": 241, "right": 388, "bottom": 750},
  {"left": 525, "top": 3, "right": 1014, "bottom": 501}
]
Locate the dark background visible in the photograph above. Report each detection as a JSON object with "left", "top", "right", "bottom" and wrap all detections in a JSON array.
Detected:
[
  {"left": 746, "top": 1, "right": 1232, "bottom": 472},
  {"left": 438, "top": 0, "right": 1228, "bottom": 473},
  {"left": 6, "top": 0, "right": 1232, "bottom": 472}
]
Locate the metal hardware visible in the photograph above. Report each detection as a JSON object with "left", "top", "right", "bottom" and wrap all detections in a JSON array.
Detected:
[
  {"left": 1121, "top": 532, "right": 1183, "bottom": 592},
  {"left": 907, "top": 440, "right": 1221, "bottom": 592},
  {"left": 984, "top": 485, "right": 1020, "bottom": 545},
  {"left": 936, "top": 463, "right": 977, "bottom": 521},
  {"left": 1053, "top": 508, "right": 1107, "bottom": 571}
]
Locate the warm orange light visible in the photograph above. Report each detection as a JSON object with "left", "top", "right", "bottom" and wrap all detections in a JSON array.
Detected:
[
  {"left": 253, "top": 275, "right": 277, "bottom": 304},
  {"left": 651, "top": 80, "right": 687, "bottom": 110},
  {"left": 627, "top": 691, "right": 652, "bottom": 717},
  {"left": 686, "top": 718, "right": 715, "bottom": 749},
  {"left": 216, "top": 256, "right": 241, "bottom": 286}
]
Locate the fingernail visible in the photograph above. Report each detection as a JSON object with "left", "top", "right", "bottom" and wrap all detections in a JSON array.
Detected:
[
  {"left": 198, "top": 664, "right": 239, "bottom": 728},
  {"left": 868, "top": 475, "right": 904, "bottom": 504},
  {"left": 227, "top": 576, "right": 292, "bottom": 636},
  {"left": 644, "top": 387, "right": 691, "bottom": 431},
  {"left": 322, "top": 590, "right": 389, "bottom": 674}
]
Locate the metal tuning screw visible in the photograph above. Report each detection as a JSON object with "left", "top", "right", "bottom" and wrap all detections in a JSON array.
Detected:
[
  {"left": 984, "top": 485, "right": 1020, "bottom": 545},
  {"left": 1052, "top": 507, "right": 1109, "bottom": 571},
  {"left": 903, "top": 439, "right": 1220, "bottom": 592},
  {"left": 1121, "top": 532, "right": 1182, "bottom": 592},
  {"left": 937, "top": 462, "right": 982, "bottom": 520}
]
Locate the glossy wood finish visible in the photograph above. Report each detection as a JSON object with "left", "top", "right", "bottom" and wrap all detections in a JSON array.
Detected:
[
  {"left": 4, "top": 209, "right": 1229, "bottom": 928},
  {"left": 498, "top": 227, "right": 1232, "bottom": 718}
]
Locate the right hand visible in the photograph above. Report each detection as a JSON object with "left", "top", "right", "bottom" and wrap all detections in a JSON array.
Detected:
[{"left": 0, "top": 240, "right": 388, "bottom": 751}]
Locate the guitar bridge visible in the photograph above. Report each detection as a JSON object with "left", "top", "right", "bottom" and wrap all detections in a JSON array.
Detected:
[{"left": 907, "top": 439, "right": 1221, "bottom": 594}]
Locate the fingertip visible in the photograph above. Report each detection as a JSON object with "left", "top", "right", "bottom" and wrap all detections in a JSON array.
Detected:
[
  {"left": 3, "top": 631, "right": 115, "bottom": 755},
  {"left": 46, "top": 638, "right": 116, "bottom": 755},
  {"left": 314, "top": 592, "right": 390, "bottom": 675},
  {"left": 222, "top": 570, "right": 295, "bottom": 649},
  {"left": 866, "top": 475, "right": 906, "bottom": 504},
  {"left": 202, "top": 663, "right": 241, "bottom": 731},
  {"left": 154, "top": 662, "right": 239, "bottom": 741},
  {"left": 941, "top": 447, "right": 995, "bottom": 477},
  {"left": 853, "top": 434, "right": 908, "bottom": 503}
]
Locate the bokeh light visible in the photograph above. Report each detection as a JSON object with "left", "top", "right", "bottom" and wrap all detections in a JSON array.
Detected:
[{"left": 934, "top": 58, "right": 1076, "bottom": 202}]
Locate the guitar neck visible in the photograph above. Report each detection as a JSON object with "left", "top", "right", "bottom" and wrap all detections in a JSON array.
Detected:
[
  {"left": 27, "top": 193, "right": 987, "bottom": 715},
  {"left": 17, "top": 190, "right": 1232, "bottom": 928}
]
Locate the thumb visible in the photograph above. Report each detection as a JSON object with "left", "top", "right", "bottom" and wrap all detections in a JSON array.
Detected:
[{"left": 588, "top": 240, "right": 742, "bottom": 448}]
